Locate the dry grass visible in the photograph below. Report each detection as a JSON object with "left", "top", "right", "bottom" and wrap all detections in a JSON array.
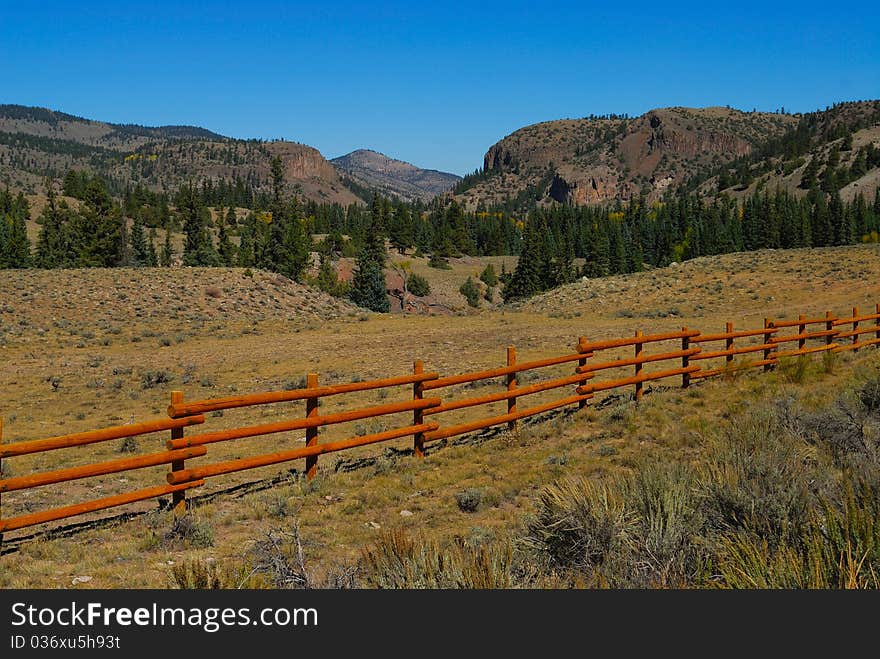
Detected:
[{"left": 1, "top": 244, "right": 879, "bottom": 587}]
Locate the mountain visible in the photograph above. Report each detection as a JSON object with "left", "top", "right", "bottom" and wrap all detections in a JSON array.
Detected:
[
  {"left": 331, "top": 149, "right": 461, "bottom": 202},
  {"left": 0, "top": 104, "right": 361, "bottom": 205},
  {"left": 693, "top": 100, "right": 880, "bottom": 203},
  {"left": 453, "top": 106, "right": 800, "bottom": 209}
]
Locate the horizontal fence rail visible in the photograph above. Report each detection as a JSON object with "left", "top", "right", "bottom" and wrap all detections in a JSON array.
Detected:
[{"left": 2, "top": 302, "right": 880, "bottom": 537}]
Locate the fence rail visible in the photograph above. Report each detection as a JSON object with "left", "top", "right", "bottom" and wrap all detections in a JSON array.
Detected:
[{"left": 2, "top": 302, "right": 880, "bottom": 537}]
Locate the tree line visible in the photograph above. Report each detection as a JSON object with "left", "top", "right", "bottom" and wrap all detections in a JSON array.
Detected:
[
  {"left": 502, "top": 188, "right": 880, "bottom": 300},
  {"left": 2, "top": 159, "right": 879, "bottom": 311}
]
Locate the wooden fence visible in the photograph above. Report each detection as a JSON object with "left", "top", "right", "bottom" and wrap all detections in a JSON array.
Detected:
[{"left": 2, "top": 303, "right": 879, "bottom": 539}]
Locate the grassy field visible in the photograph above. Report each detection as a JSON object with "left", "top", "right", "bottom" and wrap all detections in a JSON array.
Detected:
[{"left": 1, "top": 243, "right": 879, "bottom": 588}]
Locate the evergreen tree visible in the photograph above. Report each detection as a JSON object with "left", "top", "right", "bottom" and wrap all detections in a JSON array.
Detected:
[
  {"left": 237, "top": 213, "right": 256, "bottom": 267},
  {"left": 160, "top": 228, "right": 173, "bottom": 267},
  {"left": 180, "top": 184, "right": 218, "bottom": 266},
  {"left": 69, "top": 177, "right": 123, "bottom": 267},
  {"left": 314, "top": 254, "right": 349, "bottom": 297},
  {"left": 459, "top": 276, "right": 481, "bottom": 308},
  {"left": 130, "top": 217, "right": 149, "bottom": 266},
  {"left": 217, "top": 213, "right": 236, "bottom": 266},
  {"left": 504, "top": 218, "right": 546, "bottom": 300},
  {"left": 349, "top": 216, "right": 389, "bottom": 312},
  {"left": 36, "top": 182, "right": 70, "bottom": 268},
  {"left": 479, "top": 263, "right": 498, "bottom": 288},
  {"left": 389, "top": 203, "right": 413, "bottom": 254},
  {"left": 830, "top": 191, "right": 852, "bottom": 245},
  {"left": 146, "top": 228, "right": 159, "bottom": 267},
  {"left": 1, "top": 191, "right": 32, "bottom": 268},
  {"left": 277, "top": 210, "right": 310, "bottom": 280},
  {"left": 799, "top": 156, "right": 821, "bottom": 190}
]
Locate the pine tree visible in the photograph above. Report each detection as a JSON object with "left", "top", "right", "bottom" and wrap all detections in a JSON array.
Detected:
[
  {"left": 277, "top": 211, "right": 310, "bottom": 280},
  {"left": 479, "top": 263, "right": 498, "bottom": 287},
  {"left": 36, "top": 182, "right": 70, "bottom": 268},
  {"left": 1, "top": 192, "right": 32, "bottom": 269},
  {"left": 217, "top": 213, "right": 236, "bottom": 266},
  {"left": 349, "top": 216, "right": 389, "bottom": 312},
  {"left": 830, "top": 191, "right": 852, "bottom": 245},
  {"left": 504, "top": 218, "right": 546, "bottom": 300},
  {"left": 180, "top": 184, "right": 218, "bottom": 266},
  {"left": 146, "top": 228, "right": 159, "bottom": 266},
  {"left": 160, "top": 225, "right": 173, "bottom": 267},
  {"left": 314, "top": 254, "right": 349, "bottom": 297},
  {"left": 799, "top": 156, "right": 820, "bottom": 190},
  {"left": 237, "top": 213, "right": 256, "bottom": 267},
  {"left": 459, "top": 276, "right": 481, "bottom": 308},
  {"left": 69, "top": 177, "right": 122, "bottom": 267},
  {"left": 389, "top": 203, "right": 413, "bottom": 254},
  {"left": 130, "top": 217, "right": 149, "bottom": 266}
]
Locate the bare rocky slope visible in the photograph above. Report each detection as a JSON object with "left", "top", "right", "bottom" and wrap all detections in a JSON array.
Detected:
[
  {"left": 454, "top": 106, "right": 798, "bottom": 208},
  {"left": 331, "top": 149, "right": 461, "bottom": 202}
]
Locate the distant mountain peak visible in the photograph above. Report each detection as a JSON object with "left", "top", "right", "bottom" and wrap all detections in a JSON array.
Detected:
[{"left": 331, "top": 149, "right": 461, "bottom": 202}]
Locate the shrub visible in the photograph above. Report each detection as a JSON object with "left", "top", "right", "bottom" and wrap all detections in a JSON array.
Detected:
[
  {"left": 164, "top": 514, "right": 214, "bottom": 549},
  {"left": 428, "top": 254, "right": 451, "bottom": 269},
  {"left": 778, "top": 355, "right": 810, "bottom": 383},
  {"left": 479, "top": 263, "right": 499, "bottom": 288},
  {"left": 857, "top": 374, "right": 880, "bottom": 416},
  {"left": 714, "top": 482, "right": 880, "bottom": 588},
  {"left": 117, "top": 436, "right": 139, "bottom": 453},
  {"left": 524, "top": 477, "right": 634, "bottom": 577},
  {"left": 246, "top": 528, "right": 311, "bottom": 588},
  {"left": 141, "top": 370, "right": 174, "bottom": 389},
  {"left": 459, "top": 277, "right": 481, "bottom": 308},
  {"left": 454, "top": 488, "right": 484, "bottom": 512},
  {"left": 359, "top": 530, "right": 517, "bottom": 588},
  {"left": 407, "top": 273, "right": 431, "bottom": 297},
  {"left": 170, "top": 559, "right": 231, "bottom": 589},
  {"left": 620, "top": 460, "right": 704, "bottom": 587},
  {"left": 698, "top": 403, "right": 819, "bottom": 546}
]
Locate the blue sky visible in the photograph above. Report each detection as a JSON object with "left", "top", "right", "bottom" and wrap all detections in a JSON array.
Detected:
[{"left": 1, "top": 2, "right": 878, "bottom": 175}]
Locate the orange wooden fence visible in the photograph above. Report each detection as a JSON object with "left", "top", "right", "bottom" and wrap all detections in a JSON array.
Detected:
[{"left": 2, "top": 302, "right": 879, "bottom": 538}]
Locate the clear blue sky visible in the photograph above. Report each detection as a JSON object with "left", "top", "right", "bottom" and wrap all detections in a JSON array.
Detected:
[{"left": 2, "top": 1, "right": 878, "bottom": 175}]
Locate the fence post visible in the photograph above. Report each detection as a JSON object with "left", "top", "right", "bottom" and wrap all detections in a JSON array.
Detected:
[
  {"left": 826, "top": 311, "right": 834, "bottom": 348},
  {"left": 852, "top": 307, "right": 860, "bottom": 352},
  {"left": 413, "top": 360, "right": 425, "bottom": 458},
  {"left": 681, "top": 327, "right": 691, "bottom": 389},
  {"left": 169, "top": 391, "right": 187, "bottom": 515},
  {"left": 634, "top": 330, "right": 644, "bottom": 402},
  {"left": 578, "top": 336, "right": 589, "bottom": 408},
  {"left": 507, "top": 346, "right": 517, "bottom": 431},
  {"left": 798, "top": 314, "right": 806, "bottom": 355},
  {"left": 763, "top": 319, "right": 774, "bottom": 372},
  {"left": 305, "top": 373, "right": 319, "bottom": 480},
  {"left": 725, "top": 322, "right": 734, "bottom": 368},
  {"left": 876, "top": 304, "right": 880, "bottom": 343}
]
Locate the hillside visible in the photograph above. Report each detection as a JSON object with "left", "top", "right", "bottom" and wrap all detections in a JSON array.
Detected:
[
  {"left": 331, "top": 149, "right": 461, "bottom": 202},
  {"left": 0, "top": 267, "right": 360, "bottom": 351},
  {"left": 1, "top": 244, "right": 879, "bottom": 587},
  {"left": 453, "top": 106, "right": 798, "bottom": 208},
  {"left": 699, "top": 100, "right": 880, "bottom": 203},
  {"left": 0, "top": 104, "right": 361, "bottom": 205}
]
